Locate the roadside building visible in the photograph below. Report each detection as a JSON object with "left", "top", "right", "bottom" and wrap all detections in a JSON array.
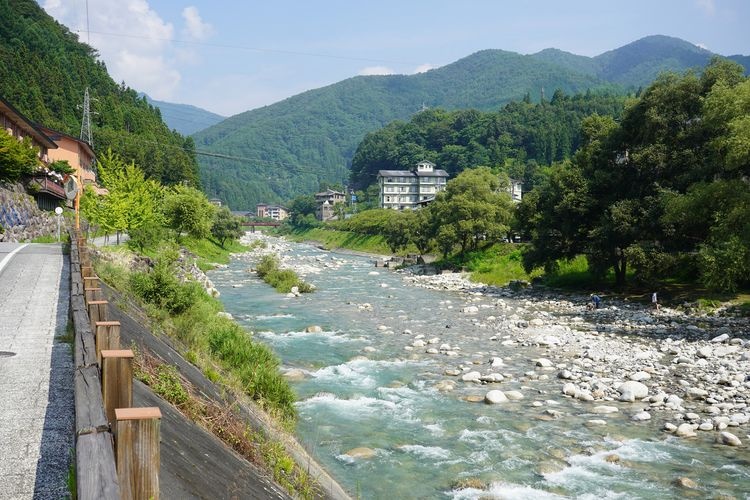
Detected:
[
  {"left": 36, "top": 125, "right": 105, "bottom": 196},
  {"left": 256, "top": 203, "right": 289, "bottom": 221},
  {"left": 377, "top": 160, "right": 448, "bottom": 210},
  {"left": 0, "top": 95, "right": 64, "bottom": 210},
  {"left": 209, "top": 198, "right": 222, "bottom": 207},
  {"left": 314, "top": 189, "right": 346, "bottom": 221}
]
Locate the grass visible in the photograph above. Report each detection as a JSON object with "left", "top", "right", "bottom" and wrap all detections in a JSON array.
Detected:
[
  {"left": 181, "top": 236, "right": 248, "bottom": 271},
  {"left": 440, "top": 243, "right": 543, "bottom": 286},
  {"left": 31, "top": 234, "right": 66, "bottom": 243},
  {"left": 255, "top": 255, "right": 314, "bottom": 294},
  {"left": 132, "top": 348, "right": 318, "bottom": 499},
  {"left": 283, "top": 227, "right": 407, "bottom": 255}
]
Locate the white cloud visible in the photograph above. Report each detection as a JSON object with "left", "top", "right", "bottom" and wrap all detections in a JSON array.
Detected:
[
  {"left": 695, "top": 0, "right": 716, "bottom": 15},
  {"left": 182, "top": 6, "right": 214, "bottom": 40},
  {"left": 695, "top": 42, "right": 710, "bottom": 51},
  {"left": 42, "top": 0, "right": 180, "bottom": 100},
  {"left": 413, "top": 63, "right": 436, "bottom": 74},
  {"left": 358, "top": 66, "right": 395, "bottom": 76}
]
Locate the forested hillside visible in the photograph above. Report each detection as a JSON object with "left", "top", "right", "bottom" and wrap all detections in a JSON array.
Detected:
[
  {"left": 194, "top": 35, "right": 748, "bottom": 210},
  {"left": 0, "top": 0, "right": 200, "bottom": 186},
  {"left": 194, "top": 50, "right": 613, "bottom": 209},
  {"left": 142, "top": 94, "right": 225, "bottom": 136},
  {"left": 349, "top": 92, "right": 627, "bottom": 190}
]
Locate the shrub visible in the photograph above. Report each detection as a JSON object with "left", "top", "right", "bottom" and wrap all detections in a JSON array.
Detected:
[
  {"left": 130, "top": 259, "right": 202, "bottom": 315},
  {"left": 255, "top": 255, "right": 313, "bottom": 293}
]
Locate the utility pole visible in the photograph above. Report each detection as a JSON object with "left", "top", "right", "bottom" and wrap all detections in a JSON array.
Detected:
[{"left": 75, "top": 87, "right": 95, "bottom": 230}]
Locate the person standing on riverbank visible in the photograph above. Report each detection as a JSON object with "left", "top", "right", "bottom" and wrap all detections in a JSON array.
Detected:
[{"left": 652, "top": 292, "right": 660, "bottom": 311}]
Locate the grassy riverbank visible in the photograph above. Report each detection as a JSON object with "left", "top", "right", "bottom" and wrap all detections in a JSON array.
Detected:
[
  {"left": 93, "top": 236, "right": 323, "bottom": 497},
  {"left": 281, "top": 226, "right": 750, "bottom": 314},
  {"left": 282, "top": 226, "right": 412, "bottom": 255}
]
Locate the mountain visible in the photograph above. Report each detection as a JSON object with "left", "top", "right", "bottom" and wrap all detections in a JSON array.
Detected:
[
  {"left": 194, "top": 35, "right": 749, "bottom": 210},
  {"left": 0, "top": 0, "right": 200, "bottom": 186},
  {"left": 141, "top": 94, "right": 224, "bottom": 136}
]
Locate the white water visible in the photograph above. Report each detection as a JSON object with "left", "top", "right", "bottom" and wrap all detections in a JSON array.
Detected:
[{"left": 211, "top": 240, "right": 750, "bottom": 499}]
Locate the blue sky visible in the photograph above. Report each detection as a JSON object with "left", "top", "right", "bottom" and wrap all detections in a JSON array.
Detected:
[{"left": 42, "top": 0, "right": 748, "bottom": 118}]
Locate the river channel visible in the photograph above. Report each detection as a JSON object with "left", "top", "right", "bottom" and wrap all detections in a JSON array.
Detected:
[{"left": 208, "top": 236, "right": 750, "bottom": 499}]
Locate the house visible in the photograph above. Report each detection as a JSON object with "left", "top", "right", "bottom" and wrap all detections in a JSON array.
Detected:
[
  {"left": 508, "top": 179, "right": 523, "bottom": 203},
  {"left": 256, "top": 203, "right": 289, "bottom": 221},
  {"left": 0, "top": 95, "right": 65, "bottom": 210},
  {"left": 314, "top": 189, "right": 346, "bottom": 221},
  {"left": 36, "top": 125, "right": 103, "bottom": 195},
  {"left": 377, "top": 160, "right": 449, "bottom": 210},
  {"left": 209, "top": 198, "right": 222, "bottom": 207}
]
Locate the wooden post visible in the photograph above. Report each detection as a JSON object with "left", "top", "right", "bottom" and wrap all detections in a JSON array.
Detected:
[
  {"left": 81, "top": 265, "right": 95, "bottom": 278},
  {"left": 115, "top": 407, "right": 161, "bottom": 500},
  {"left": 101, "top": 350, "right": 133, "bottom": 426},
  {"left": 95, "top": 321, "right": 121, "bottom": 366},
  {"left": 85, "top": 286, "right": 102, "bottom": 305},
  {"left": 88, "top": 300, "right": 109, "bottom": 332},
  {"left": 84, "top": 276, "right": 100, "bottom": 290}
]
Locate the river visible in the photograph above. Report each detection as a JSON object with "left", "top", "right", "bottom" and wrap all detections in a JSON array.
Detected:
[{"left": 208, "top": 235, "right": 750, "bottom": 499}]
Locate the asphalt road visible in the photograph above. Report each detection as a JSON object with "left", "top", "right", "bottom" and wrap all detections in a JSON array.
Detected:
[{"left": 0, "top": 243, "right": 73, "bottom": 499}]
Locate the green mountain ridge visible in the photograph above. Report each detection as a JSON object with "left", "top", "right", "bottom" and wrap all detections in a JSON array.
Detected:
[
  {"left": 194, "top": 34, "right": 749, "bottom": 210},
  {"left": 141, "top": 94, "right": 225, "bottom": 136},
  {"left": 0, "top": 0, "right": 200, "bottom": 187}
]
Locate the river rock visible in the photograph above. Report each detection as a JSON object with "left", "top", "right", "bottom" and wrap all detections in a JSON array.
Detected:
[
  {"left": 461, "top": 371, "right": 481, "bottom": 382},
  {"left": 673, "top": 477, "right": 698, "bottom": 489},
  {"left": 490, "top": 357, "right": 504, "bottom": 368},
  {"left": 711, "top": 333, "right": 730, "bottom": 343},
  {"left": 558, "top": 370, "right": 573, "bottom": 380},
  {"left": 629, "top": 371, "right": 651, "bottom": 382},
  {"left": 719, "top": 431, "right": 742, "bottom": 446},
  {"left": 676, "top": 423, "right": 697, "bottom": 438},
  {"left": 282, "top": 369, "right": 306, "bottom": 381},
  {"left": 461, "top": 306, "right": 479, "bottom": 314},
  {"left": 585, "top": 419, "right": 607, "bottom": 427},
  {"left": 664, "top": 423, "right": 677, "bottom": 432},
  {"left": 485, "top": 390, "right": 508, "bottom": 404},
  {"left": 305, "top": 325, "right": 323, "bottom": 333},
  {"left": 535, "top": 358, "right": 553, "bottom": 368},
  {"left": 345, "top": 447, "right": 377, "bottom": 459},
  {"left": 562, "top": 383, "right": 578, "bottom": 397},
  {"left": 504, "top": 390, "right": 524, "bottom": 400},
  {"left": 479, "top": 373, "right": 504, "bottom": 383},
  {"left": 435, "top": 380, "right": 456, "bottom": 392},
  {"left": 697, "top": 346, "right": 713, "bottom": 358},
  {"left": 412, "top": 340, "right": 426, "bottom": 347},
  {"left": 618, "top": 381, "right": 649, "bottom": 402},
  {"left": 686, "top": 387, "right": 708, "bottom": 399},
  {"left": 592, "top": 406, "right": 619, "bottom": 414},
  {"left": 631, "top": 411, "right": 651, "bottom": 421}
]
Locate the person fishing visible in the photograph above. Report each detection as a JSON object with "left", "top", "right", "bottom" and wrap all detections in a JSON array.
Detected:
[{"left": 589, "top": 293, "right": 601, "bottom": 310}]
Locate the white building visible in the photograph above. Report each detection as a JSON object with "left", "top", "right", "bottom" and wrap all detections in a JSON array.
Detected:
[
  {"left": 509, "top": 179, "right": 523, "bottom": 203},
  {"left": 377, "top": 160, "right": 449, "bottom": 210}
]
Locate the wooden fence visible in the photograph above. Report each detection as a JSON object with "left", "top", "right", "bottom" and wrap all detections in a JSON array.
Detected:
[{"left": 70, "top": 231, "right": 161, "bottom": 499}]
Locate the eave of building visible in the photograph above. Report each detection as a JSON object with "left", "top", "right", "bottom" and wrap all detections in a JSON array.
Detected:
[
  {"left": 0, "top": 96, "right": 58, "bottom": 150},
  {"left": 36, "top": 124, "right": 95, "bottom": 160}
]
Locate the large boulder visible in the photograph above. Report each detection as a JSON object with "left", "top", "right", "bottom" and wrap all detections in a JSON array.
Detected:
[
  {"left": 618, "top": 381, "right": 649, "bottom": 402},
  {"left": 484, "top": 390, "right": 508, "bottom": 404}
]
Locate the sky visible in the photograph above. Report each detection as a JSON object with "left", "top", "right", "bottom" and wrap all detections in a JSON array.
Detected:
[{"left": 42, "top": 0, "right": 749, "bottom": 119}]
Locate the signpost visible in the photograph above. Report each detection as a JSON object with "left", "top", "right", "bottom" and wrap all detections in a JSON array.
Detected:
[
  {"left": 55, "top": 206, "right": 63, "bottom": 242},
  {"left": 63, "top": 175, "right": 80, "bottom": 230}
]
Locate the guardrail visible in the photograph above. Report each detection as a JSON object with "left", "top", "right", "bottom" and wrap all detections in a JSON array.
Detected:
[{"left": 70, "top": 230, "right": 162, "bottom": 500}]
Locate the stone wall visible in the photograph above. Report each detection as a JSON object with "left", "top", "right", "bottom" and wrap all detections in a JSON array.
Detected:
[{"left": 0, "top": 183, "right": 64, "bottom": 242}]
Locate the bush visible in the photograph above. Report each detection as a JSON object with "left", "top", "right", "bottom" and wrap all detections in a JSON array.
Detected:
[
  {"left": 699, "top": 237, "right": 750, "bottom": 292},
  {"left": 130, "top": 259, "right": 202, "bottom": 315},
  {"left": 129, "top": 221, "right": 170, "bottom": 252},
  {"left": 255, "top": 255, "right": 313, "bottom": 293},
  {"left": 206, "top": 320, "right": 296, "bottom": 419}
]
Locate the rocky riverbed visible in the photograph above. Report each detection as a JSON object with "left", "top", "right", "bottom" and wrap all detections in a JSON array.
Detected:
[
  {"left": 401, "top": 271, "right": 750, "bottom": 448},
  {"left": 225, "top": 232, "right": 750, "bottom": 497}
]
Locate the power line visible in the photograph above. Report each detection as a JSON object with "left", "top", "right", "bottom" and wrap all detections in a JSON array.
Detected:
[{"left": 75, "top": 29, "right": 420, "bottom": 66}]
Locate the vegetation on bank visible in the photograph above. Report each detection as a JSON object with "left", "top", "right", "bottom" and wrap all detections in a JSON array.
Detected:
[{"left": 255, "top": 255, "right": 314, "bottom": 294}]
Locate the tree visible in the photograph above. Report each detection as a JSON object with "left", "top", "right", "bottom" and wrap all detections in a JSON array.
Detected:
[
  {"left": 0, "top": 133, "right": 38, "bottom": 182},
  {"left": 162, "top": 185, "right": 217, "bottom": 240},
  {"left": 93, "top": 149, "right": 163, "bottom": 239},
  {"left": 428, "top": 167, "right": 513, "bottom": 256},
  {"left": 382, "top": 211, "right": 414, "bottom": 253},
  {"left": 211, "top": 207, "right": 244, "bottom": 247},
  {"left": 288, "top": 194, "right": 318, "bottom": 227},
  {"left": 48, "top": 159, "right": 75, "bottom": 175}
]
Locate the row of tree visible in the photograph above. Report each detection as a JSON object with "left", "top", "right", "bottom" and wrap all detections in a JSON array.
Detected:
[
  {"left": 517, "top": 58, "right": 750, "bottom": 291},
  {"left": 289, "top": 58, "right": 748, "bottom": 292},
  {"left": 81, "top": 150, "right": 244, "bottom": 249},
  {"left": 349, "top": 91, "right": 627, "bottom": 191}
]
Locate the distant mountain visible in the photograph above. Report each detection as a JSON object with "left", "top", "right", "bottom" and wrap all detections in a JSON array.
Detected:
[
  {"left": 141, "top": 94, "right": 224, "bottom": 136},
  {"left": 194, "top": 35, "right": 749, "bottom": 210}
]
